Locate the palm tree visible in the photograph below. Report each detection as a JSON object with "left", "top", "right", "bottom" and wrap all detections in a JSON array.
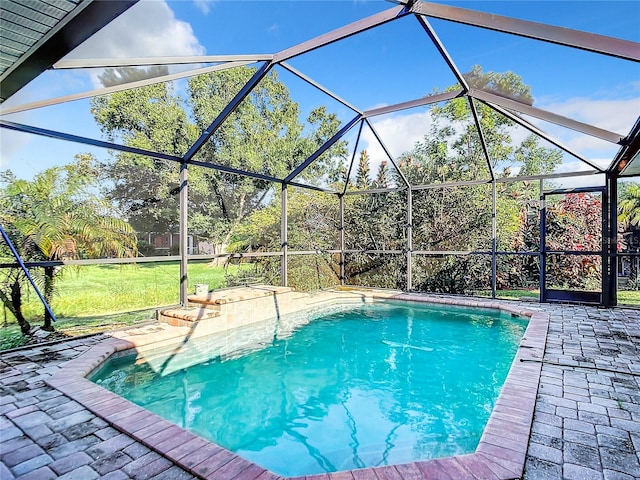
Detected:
[
  {"left": 619, "top": 183, "right": 640, "bottom": 228},
  {"left": 2, "top": 158, "right": 137, "bottom": 331},
  {"left": 0, "top": 226, "right": 40, "bottom": 335},
  {"left": 618, "top": 183, "right": 640, "bottom": 284}
]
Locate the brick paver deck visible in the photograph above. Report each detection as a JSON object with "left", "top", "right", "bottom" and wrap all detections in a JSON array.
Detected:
[{"left": 1, "top": 299, "right": 638, "bottom": 479}]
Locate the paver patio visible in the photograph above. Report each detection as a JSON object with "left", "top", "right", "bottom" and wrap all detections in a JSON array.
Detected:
[{"left": 1, "top": 298, "right": 639, "bottom": 479}]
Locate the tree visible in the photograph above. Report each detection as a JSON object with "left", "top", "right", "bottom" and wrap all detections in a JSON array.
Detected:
[
  {"left": 228, "top": 189, "right": 340, "bottom": 290},
  {"left": 0, "top": 222, "right": 38, "bottom": 335},
  {"left": 463, "top": 65, "right": 533, "bottom": 105},
  {"left": 618, "top": 182, "right": 640, "bottom": 285},
  {"left": 345, "top": 67, "right": 562, "bottom": 293},
  {"left": 0, "top": 156, "right": 137, "bottom": 331},
  {"left": 619, "top": 183, "right": 640, "bottom": 228},
  {"left": 91, "top": 77, "right": 197, "bottom": 235},
  {"left": 375, "top": 160, "right": 389, "bottom": 189},
  {"left": 430, "top": 66, "right": 560, "bottom": 179},
  {"left": 355, "top": 150, "right": 371, "bottom": 189},
  {"left": 92, "top": 66, "right": 347, "bottom": 247}
]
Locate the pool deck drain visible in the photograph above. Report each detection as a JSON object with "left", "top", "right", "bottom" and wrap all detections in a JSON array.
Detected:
[{"left": 1, "top": 294, "right": 639, "bottom": 480}]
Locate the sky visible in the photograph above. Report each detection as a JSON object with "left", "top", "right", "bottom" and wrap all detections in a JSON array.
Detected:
[{"left": 0, "top": 0, "right": 638, "bottom": 187}]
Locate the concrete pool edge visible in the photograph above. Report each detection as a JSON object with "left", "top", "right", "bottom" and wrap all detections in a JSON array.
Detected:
[{"left": 45, "top": 292, "right": 549, "bottom": 480}]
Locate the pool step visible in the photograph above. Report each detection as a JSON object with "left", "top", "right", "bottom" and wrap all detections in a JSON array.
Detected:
[
  {"left": 159, "top": 285, "right": 297, "bottom": 328},
  {"left": 158, "top": 306, "right": 221, "bottom": 327},
  {"left": 187, "top": 284, "right": 294, "bottom": 307}
]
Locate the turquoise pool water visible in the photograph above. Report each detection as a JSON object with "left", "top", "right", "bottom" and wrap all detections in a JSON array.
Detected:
[{"left": 92, "top": 300, "right": 527, "bottom": 476}]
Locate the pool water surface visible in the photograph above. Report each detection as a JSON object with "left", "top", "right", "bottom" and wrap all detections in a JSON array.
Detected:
[{"left": 91, "top": 300, "right": 527, "bottom": 476}]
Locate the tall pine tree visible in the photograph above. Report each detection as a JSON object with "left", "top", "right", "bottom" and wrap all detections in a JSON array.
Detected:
[
  {"left": 375, "top": 160, "right": 389, "bottom": 188},
  {"left": 355, "top": 150, "right": 371, "bottom": 189}
]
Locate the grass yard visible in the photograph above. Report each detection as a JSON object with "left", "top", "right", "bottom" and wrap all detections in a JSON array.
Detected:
[
  {"left": 2, "top": 262, "right": 638, "bottom": 351},
  {"left": 477, "top": 288, "right": 640, "bottom": 305},
  {"left": 15, "top": 261, "right": 235, "bottom": 319},
  {"left": 473, "top": 289, "right": 540, "bottom": 300},
  {"left": 0, "top": 261, "right": 238, "bottom": 350},
  {"left": 618, "top": 289, "right": 640, "bottom": 305}
]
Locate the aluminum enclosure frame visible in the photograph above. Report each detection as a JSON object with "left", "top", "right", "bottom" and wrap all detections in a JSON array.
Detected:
[{"left": 1, "top": 0, "right": 639, "bottom": 310}]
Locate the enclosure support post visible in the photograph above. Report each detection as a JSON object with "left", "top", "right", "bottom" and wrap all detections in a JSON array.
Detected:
[
  {"left": 281, "top": 183, "right": 288, "bottom": 287},
  {"left": 605, "top": 173, "right": 618, "bottom": 306},
  {"left": 491, "top": 180, "right": 497, "bottom": 298},
  {"left": 339, "top": 194, "right": 345, "bottom": 286},
  {"left": 0, "top": 224, "right": 57, "bottom": 323},
  {"left": 406, "top": 188, "right": 413, "bottom": 291},
  {"left": 179, "top": 162, "right": 188, "bottom": 307},
  {"left": 539, "top": 179, "right": 546, "bottom": 302}
]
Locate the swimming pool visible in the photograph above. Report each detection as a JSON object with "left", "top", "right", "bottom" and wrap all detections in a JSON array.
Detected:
[{"left": 91, "top": 299, "right": 527, "bottom": 476}]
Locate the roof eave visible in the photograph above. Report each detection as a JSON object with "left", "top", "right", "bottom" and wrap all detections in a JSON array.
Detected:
[{"left": 0, "top": 0, "right": 138, "bottom": 103}]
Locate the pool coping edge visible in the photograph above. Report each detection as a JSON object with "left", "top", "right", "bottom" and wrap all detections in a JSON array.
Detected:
[{"left": 45, "top": 293, "right": 549, "bottom": 480}]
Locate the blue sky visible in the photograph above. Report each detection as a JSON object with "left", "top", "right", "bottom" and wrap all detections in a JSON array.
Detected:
[{"left": 1, "top": 0, "right": 638, "bottom": 184}]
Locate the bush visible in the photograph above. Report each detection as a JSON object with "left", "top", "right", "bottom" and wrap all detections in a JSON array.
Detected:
[
  {"left": 136, "top": 240, "right": 156, "bottom": 256},
  {"left": 414, "top": 256, "right": 489, "bottom": 294}
]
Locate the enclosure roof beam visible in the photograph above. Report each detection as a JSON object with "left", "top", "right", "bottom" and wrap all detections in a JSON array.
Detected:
[
  {"left": 344, "top": 169, "right": 601, "bottom": 194},
  {"left": 469, "top": 88, "right": 624, "bottom": 145},
  {"left": 183, "top": 61, "right": 273, "bottom": 162},
  {"left": 363, "top": 89, "right": 463, "bottom": 118},
  {"left": 412, "top": 1, "right": 640, "bottom": 62},
  {"left": 186, "top": 159, "right": 283, "bottom": 184},
  {"left": 481, "top": 100, "right": 605, "bottom": 172},
  {"left": 0, "top": 119, "right": 337, "bottom": 193},
  {"left": 0, "top": 119, "right": 183, "bottom": 163},
  {"left": 0, "top": 61, "right": 256, "bottom": 115},
  {"left": 185, "top": 160, "right": 337, "bottom": 192},
  {"left": 341, "top": 121, "right": 365, "bottom": 195},
  {"left": 543, "top": 186, "right": 605, "bottom": 196},
  {"left": 273, "top": 4, "right": 409, "bottom": 63},
  {"left": 280, "top": 62, "right": 362, "bottom": 115},
  {"left": 415, "top": 15, "right": 469, "bottom": 92},
  {"left": 343, "top": 186, "right": 408, "bottom": 196},
  {"left": 496, "top": 169, "right": 600, "bottom": 184},
  {"left": 411, "top": 179, "right": 490, "bottom": 191},
  {"left": 285, "top": 114, "right": 362, "bottom": 183},
  {"left": 468, "top": 97, "right": 495, "bottom": 181},
  {"left": 53, "top": 54, "right": 274, "bottom": 69},
  {"left": 288, "top": 182, "right": 338, "bottom": 194}
]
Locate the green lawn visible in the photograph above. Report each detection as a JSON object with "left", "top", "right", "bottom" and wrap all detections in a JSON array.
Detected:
[
  {"left": 2, "top": 264, "right": 638, "bottom": 352},
  {"left": 477, "top": 288, "right": 640, "bottom": 305},
  {"left": 618, "top": 290, "right": 640, "bottom": 305},
  {"left": 0, "top": 261, "right": 237, "bottom": 350},
  {"left": 15, "top": 261, "right": 234, "bottom": 319},
  {"left": 472, "top": 289, "right": 540, "bottom": 300}
]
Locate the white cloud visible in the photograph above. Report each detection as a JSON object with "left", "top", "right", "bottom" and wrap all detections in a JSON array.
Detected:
[
  {"left": 362, "top": 110, "right": 434, "bottom": 174},
  {"left": 70, "top": 0, "right": 205, "bottom": 58},
  {"left": 194, "top": 0, "right": 215, "bottom": 15},
  {"left": 2, "top": 0, "right": 206, "bottom": 176},
  {"left": 506, "top": 123, "right": 532, "bottom": 148},
  {"left": 67, "top": 0, "right": 206, "bottom": 86},
  {"left": 555, "top": 158, "right": 600, "bottom": 174},
  {"left": 515, "top": 93, "right": 637, "bottom": 164},
  {"left": 539, "top": 96, "right": 639, "bottom": 137},
  {"left": 354, "top": 96, "right": 629, "bottom": 183},
  {"left": 547, "top": 160, "right": 607, "bottom": 189}
]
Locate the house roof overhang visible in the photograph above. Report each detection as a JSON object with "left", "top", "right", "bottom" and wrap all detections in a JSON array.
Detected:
[
  {"left": 612, "top": 118, "right": 640, "bottom": 177},
  {"left": 0, "top": 0, "right": 138, "bottom": 103}
]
